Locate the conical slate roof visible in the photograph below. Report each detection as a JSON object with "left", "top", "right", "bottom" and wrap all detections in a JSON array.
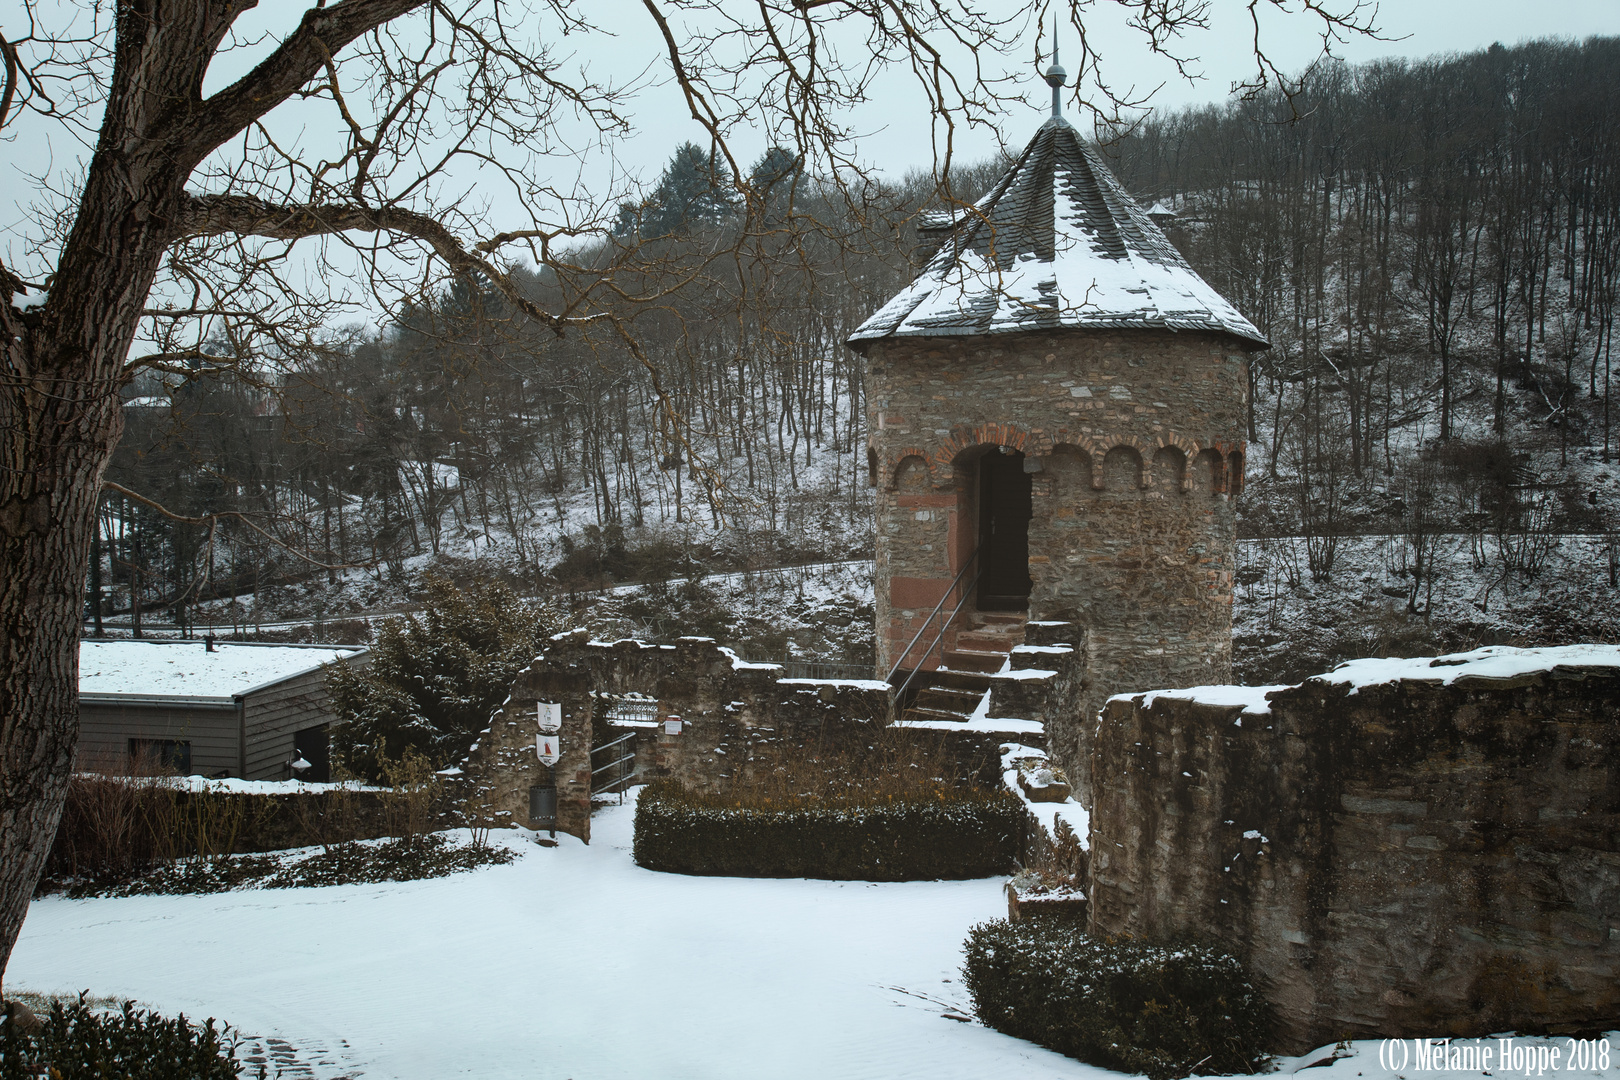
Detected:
[{"left": 848, "top": 116, "right": 1268, "bottom": 348}]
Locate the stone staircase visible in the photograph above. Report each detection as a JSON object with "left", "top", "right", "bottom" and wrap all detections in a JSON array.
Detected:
[{"left": 902, "top": 612, "right": 1027, "bottom": 722}]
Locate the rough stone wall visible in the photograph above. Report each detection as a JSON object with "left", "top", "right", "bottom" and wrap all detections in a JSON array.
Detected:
[
  {"left": 1088, "top": 667, "right": 1620, "bottom": 1052},
  {"left": 463, "top": 640, "right": 599, "bottom": 843},
  {"left": 987, "top": 624, "right": 1090, "bottom": 802},
  {"left": 462, "top": 634, "right": 1028, "bottom": 837},
  {"left": 857, "top": 328, "right": 1251, "bottom": 785}
]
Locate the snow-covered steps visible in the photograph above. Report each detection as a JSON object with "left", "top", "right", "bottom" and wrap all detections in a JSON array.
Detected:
[{"left": 904, "top": 613, "right": 1029, "bottom": 722}]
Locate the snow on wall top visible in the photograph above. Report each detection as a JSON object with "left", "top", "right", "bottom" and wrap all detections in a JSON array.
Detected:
[
  {"left": 1311, "top": 644, "right": 1620, "bottom": 693},
  {"left": 1117, "top": 683, "right": 1292, "bottom": 718},
  {"left": 80, "top": 640, "right": 366, "bottom": 701},
  {"left": 1113, "top": 644, "right": 1620, "bottom": 716},
  {"left": 847, "top": 116, "right": 1267, "bottom": 347}
]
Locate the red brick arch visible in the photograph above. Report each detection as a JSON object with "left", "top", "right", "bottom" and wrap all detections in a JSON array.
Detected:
[{"left": 880, "top": 425, "right": 1246, "bottom": 494}]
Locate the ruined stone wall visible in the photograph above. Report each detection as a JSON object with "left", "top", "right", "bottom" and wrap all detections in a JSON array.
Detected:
[
  {"left": 462, "top": 634, "right": 1025, "bottom": 838},
  {"left": 1088, "top": 664, "right": 1620, "bottom": 1052},
  {"left": 463, "top": 640, "right": 599, "bottom": 843},
  {"left": 858, "top": 328, "right": 1250, "bottom": 784}
]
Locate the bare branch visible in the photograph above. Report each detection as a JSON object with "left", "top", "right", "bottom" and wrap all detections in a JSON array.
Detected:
[
  {"left": 176, "top": 192, "right": 569, "bottom": 334},
  {"left": 187, "top": 0, "right": 429, "bottom": 161},
  {"left": 101, "top": 480, "right": 368, "bottom": 572}
]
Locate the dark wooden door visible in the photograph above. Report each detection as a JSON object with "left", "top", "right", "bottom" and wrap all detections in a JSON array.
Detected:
[{"left": 978, "top": 451, "right": 1032, "bottom": 610}]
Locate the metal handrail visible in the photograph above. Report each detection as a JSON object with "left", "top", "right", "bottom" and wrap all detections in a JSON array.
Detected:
[
  {"left": 885, "top": 549, "right": 983, "bottom": 717},
  {"left": 590, "top": 732, "right": 639, "bottom": 797},
  {"left": 891, "top": 567, "right": 983, "bottom": 714},
  {"left": 884, "top": 547, "right": 980, "bottom": 685},
  {"left": 590, "top": 752, "right": 636, "bottom": 778}
]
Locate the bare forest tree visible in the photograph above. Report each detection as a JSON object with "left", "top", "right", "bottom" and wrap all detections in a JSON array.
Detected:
[{"left": 1104, "top": 37, "right": 1620, "bottom": 570}]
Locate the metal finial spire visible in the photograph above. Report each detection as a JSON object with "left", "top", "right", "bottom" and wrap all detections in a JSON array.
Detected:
[{"left": 1043, "top": 13, "right": 1066, "bottom": 119}]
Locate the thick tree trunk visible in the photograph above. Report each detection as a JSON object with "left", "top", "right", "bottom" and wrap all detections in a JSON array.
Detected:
[
  {"left": 0, "top": 149, "right": 181, "bottom": 991},
  {"left": 0, "top": 401, "right": 122, "bottom": 996},
  {"left": 0, "top": 0, "right": 432, "bottom": 989}
]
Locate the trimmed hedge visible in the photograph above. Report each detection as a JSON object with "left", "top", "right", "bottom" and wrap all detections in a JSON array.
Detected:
[
  {"left": 632, "top": 780, "right": 1023, "bottom": 880},
  {"left": 962, "top": 919, "right": 1271, "bottom": 1080}
]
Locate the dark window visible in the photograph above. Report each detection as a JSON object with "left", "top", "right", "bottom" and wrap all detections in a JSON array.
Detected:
[{"left": 129, "top": 738, "right": 191, "bottom": 775}]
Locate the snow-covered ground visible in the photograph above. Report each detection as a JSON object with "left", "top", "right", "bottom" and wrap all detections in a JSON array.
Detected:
[
  {"left": 9, "top": 793, "right": 1086, "bottom": 1079},
  {"left": 10, "top": 791, "right": 1617, "bottom": 1079}
]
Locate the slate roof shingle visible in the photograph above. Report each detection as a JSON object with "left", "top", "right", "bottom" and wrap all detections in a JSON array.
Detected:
[{"left": 847, "top": 115, "right": 1268, "bottom": 348}]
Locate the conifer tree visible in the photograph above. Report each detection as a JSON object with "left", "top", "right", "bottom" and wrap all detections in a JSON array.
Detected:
[
  {"left": 615, "top": 143, "right": 740, "bottom": 238},
  {"left": 327, "top": 575, "right": 560, "bottom": 781},
  {"left": 748, "top": 147, "right": 803, "bottom": 221}
]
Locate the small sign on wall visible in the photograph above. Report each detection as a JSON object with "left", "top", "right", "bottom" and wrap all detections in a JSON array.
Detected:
[
  {"left": 536, "top": 701, "right": 562, "bottom": 733},
  {"left": 664, "top": 715, "right": 683, "bottom": 736},
  {"left": 537, "top": 731, "right": 561, "bottom": 766}
]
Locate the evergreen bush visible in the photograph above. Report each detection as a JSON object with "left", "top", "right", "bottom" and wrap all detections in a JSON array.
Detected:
[
  {"left": 961, "top": 919, "right": 1271, "bottom": 1080},
  {"left": 632, "top": 780, "right": 1022, "bottom": 880},
  {"left": 327, "top": 573, "right": 560, "bottom": 780},
  {"left": 0, "top": 994, "right": 239, "bottom": 1079}
]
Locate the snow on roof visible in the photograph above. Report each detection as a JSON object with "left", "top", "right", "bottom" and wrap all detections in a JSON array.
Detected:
[
  {"left": 80, "top": 640, "right": 365, "bottom": 702},
  {"left": 847, "top": 116, "right": 1267, "bottom": 347},
  {"left": 1311, "top": 644, "right": 1620, "bottom": 694},
  {"left": 76, "top": 774, "right": 385, "bottom": 793}
]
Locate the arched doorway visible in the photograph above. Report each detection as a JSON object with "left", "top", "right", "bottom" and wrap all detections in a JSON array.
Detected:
[{"left": 977, "top": 449, "right": 1032, "bottom": 610}]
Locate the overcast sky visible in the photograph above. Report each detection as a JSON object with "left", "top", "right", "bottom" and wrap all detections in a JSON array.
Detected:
[
  {"left": 593, "top": 0, "right": 1620, "bottom": 183},
  {"left": 3, "top": 0, "right": 1618, "bottom": 315}
]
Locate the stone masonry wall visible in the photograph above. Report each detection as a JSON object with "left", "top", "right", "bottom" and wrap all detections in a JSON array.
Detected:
[
  {"left": 463, "top": 642, "right": 599, "bottom": 843},
  {"left": 462, "top": 633, "right": 1026, "bottom": 838},
  {"left": 1088, "top": 662, "right": 1620, "bottom": 1052},
  {"left": 857, "top": 328, "right": 1252, "bottom": 787}
]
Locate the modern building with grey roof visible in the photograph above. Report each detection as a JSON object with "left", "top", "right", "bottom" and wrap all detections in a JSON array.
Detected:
[{"left": 78, "top": 639, "right": 367, "bottom": 780}]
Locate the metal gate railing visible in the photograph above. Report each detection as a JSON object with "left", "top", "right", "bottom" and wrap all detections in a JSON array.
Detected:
[{"left": 590, "top": 731, "right": 638, "bottom": 801}]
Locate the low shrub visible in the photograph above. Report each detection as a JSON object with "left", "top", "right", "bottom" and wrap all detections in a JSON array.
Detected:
[
  {"left": 0, "top": 994, "right": 239, "bottom": 1079},
  {"left": 89, "top": 854, "right": 286, "bottom": 899},
  {"left": 633, "top": 780, "right": 1023, "bottom": 880},
  {"left": 75, "top": 833, "right": 515, "bottom": 897},
  {"left": 263, "top": 833, "right": 514, "bottom": 889},
  {"left": 962, "top": 919, "right": 1271, "bottom": 1080}
]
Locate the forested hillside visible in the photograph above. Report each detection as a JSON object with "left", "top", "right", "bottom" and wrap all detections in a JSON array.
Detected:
[{"left": 98, "top": 38, "right": 1620, "bottom": 658}]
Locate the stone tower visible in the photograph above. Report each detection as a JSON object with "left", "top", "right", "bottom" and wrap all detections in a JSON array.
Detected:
[{"left": 846, "top": 79, "right": 1267, "bottom": 788}]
